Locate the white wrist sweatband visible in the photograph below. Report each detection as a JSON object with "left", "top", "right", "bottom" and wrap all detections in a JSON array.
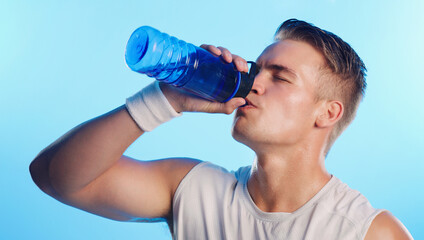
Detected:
[{"left": 126, "top": 81, "right": 182, "bottom": 131}]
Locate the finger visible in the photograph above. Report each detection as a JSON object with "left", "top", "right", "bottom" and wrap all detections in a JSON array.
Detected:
[
  {"left": 200, "top": 44, "right": 221, "bottom": 56},
  {"left": 217, "top": 46, "right": 232, "bottom": 63},
  {"left": 200, "top": 97, "right": 246, "bottom": 115},
  {"left": 228, "top": 97, "right": 247, "bottom": 109},
  {"left": 232, "top": 55, "right": 249, "bottom": 73},
  {"left": 219, "top": 98, "right": 247, "bottom": 114},
  {"left": 223, "top": 98, "right": 247, "bottom": 114}
]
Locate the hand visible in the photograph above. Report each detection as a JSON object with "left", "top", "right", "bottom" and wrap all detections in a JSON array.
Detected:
[
  {"left": 159, "top": 44, "right": 248, "bottom": 114},
  {"left": 200, "top": 44, "right": 250, "bottom": 73}
]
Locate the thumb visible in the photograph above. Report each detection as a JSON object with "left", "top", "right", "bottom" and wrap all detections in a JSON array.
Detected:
[{"left": 203, "top": 98, "right": 246, "bottom": 114}]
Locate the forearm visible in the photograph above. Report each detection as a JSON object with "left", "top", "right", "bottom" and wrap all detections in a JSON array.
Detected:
[{"left": 30, "top": 105, "right": 143, "bottom": 196}]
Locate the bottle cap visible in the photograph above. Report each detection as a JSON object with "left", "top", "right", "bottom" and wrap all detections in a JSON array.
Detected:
[{"left": 234, "top": 61, "right": 257, "bottom": 98}]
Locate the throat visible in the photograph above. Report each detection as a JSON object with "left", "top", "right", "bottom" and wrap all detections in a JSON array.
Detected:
[{"left": 247, "top": 156, "right": 331, "bottom": 213}]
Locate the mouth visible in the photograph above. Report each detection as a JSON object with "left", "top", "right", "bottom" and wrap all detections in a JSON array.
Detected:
[{"left": 239, "top": 98, "right": 256, "bottom": 108}]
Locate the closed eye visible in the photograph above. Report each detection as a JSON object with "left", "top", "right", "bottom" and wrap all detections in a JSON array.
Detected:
[{"left": 274, "top": 76, "right": 290, "bottom": 83}]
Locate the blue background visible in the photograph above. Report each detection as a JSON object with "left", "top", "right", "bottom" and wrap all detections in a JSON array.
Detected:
[{"left": 1, "top": 0, "right": 422, "bottom": 239}]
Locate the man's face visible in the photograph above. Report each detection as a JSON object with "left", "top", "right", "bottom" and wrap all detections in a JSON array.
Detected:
[{"left": 232, "top": 39, "right": 326, "bottom": 151}]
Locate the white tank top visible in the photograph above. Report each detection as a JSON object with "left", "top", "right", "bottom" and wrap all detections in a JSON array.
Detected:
[{"left": 172, "top": 162, "right": 383, "bottom": 240}]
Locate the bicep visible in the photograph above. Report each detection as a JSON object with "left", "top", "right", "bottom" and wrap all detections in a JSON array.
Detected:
[{"left": 62, "top": 156, "right": 201, "bottom": 222}]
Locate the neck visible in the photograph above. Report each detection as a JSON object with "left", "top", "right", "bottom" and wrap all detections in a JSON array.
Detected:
[{"left": 247, "top": 146, "right": 331, "bottom": 213}]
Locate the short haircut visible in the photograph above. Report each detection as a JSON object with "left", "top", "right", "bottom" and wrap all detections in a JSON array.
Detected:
[{"left": 274, "top": 19, "right": 367, "bottom": 155}]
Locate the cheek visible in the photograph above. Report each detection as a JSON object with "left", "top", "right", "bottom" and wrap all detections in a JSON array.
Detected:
[
  {"left": 272, "top": 91, "right": 317, "bottom": 129},
  {"left": 281, "top": 90, "right": 312, "bottom": 115}
]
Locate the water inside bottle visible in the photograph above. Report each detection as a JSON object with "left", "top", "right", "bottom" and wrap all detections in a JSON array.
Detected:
[
  {"left": 180, "top": 48, "right": 240, "bottom": 102},
  {"left": 139, "top": 47, "right": 240, "bottom": 102},
  {"left": 126, "top": 26, "right": 241, "bottom": 102}
]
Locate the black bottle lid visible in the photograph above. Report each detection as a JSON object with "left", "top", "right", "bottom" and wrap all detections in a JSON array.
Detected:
[{"left": 234, "top": 61, "right": 257, "bottom": 98}]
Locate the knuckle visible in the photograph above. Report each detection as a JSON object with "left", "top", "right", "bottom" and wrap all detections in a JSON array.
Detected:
[{"left": 217, "top": 46, "right": 229, "bottom": 53}]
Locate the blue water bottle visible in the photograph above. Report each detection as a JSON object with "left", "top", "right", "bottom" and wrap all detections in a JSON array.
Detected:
[{"left": 125, "top": 26, "right": 255, "bottom": 102}]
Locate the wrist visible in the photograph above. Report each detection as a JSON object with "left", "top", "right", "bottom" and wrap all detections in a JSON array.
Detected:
[
  {"left": 157, "top": 82, "right": 185, "bottom": 113},
  {"left": 125, "top": 81, "right": 182, "bottom": 132}
]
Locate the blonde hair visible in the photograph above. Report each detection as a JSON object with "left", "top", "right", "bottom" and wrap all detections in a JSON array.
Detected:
[{"left": 274, "top": 19, "right": 367, "bottom": 154}]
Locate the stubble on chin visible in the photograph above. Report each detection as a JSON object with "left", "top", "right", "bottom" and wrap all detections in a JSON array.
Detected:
[{"left": 231, "top": 116, "right": 256, "bottom": 146}]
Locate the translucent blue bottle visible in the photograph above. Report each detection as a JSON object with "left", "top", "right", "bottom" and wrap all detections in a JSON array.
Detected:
[{"left": 125, "top": 26, "right": 254, "bottom": 102}]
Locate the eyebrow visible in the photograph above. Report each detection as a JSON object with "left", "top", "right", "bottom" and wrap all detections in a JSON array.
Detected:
[
  {"left": 256, "top": 61, "right": 298, "bottom": 79},
  {"left": 268, "top": 64, "right": 298, "bottom": 78}
]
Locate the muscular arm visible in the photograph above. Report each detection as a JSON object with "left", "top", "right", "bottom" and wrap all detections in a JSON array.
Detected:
[
  {"left": 29, "top": 105, "right": 200, "bottom": 221},
  {"left": 29, "top": 45, "right": 248, "bottom": 223}
]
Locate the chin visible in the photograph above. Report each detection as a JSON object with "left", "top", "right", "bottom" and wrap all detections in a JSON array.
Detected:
[
  {"left": 231, "top": 123, "right": 257, "bottom": 148},
  {"left": 231, "top": 116, "right": 270, "bottom": 149},
  {"left": 231, "top": 128, "right": 243, "bottom": 143}
]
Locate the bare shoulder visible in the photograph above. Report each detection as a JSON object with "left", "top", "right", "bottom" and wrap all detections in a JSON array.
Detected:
[{"left": 364, "top": 211, "right": 413, "bottom": 240}]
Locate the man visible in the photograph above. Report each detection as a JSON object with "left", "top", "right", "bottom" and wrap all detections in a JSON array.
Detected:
[{"left": 30, "top": 19, "right": 412, "bottom": 239}]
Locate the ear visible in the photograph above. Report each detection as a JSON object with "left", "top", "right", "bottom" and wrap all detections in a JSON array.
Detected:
[{"left": 315, "top": 100, "right": 343, "bottom": 128}]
